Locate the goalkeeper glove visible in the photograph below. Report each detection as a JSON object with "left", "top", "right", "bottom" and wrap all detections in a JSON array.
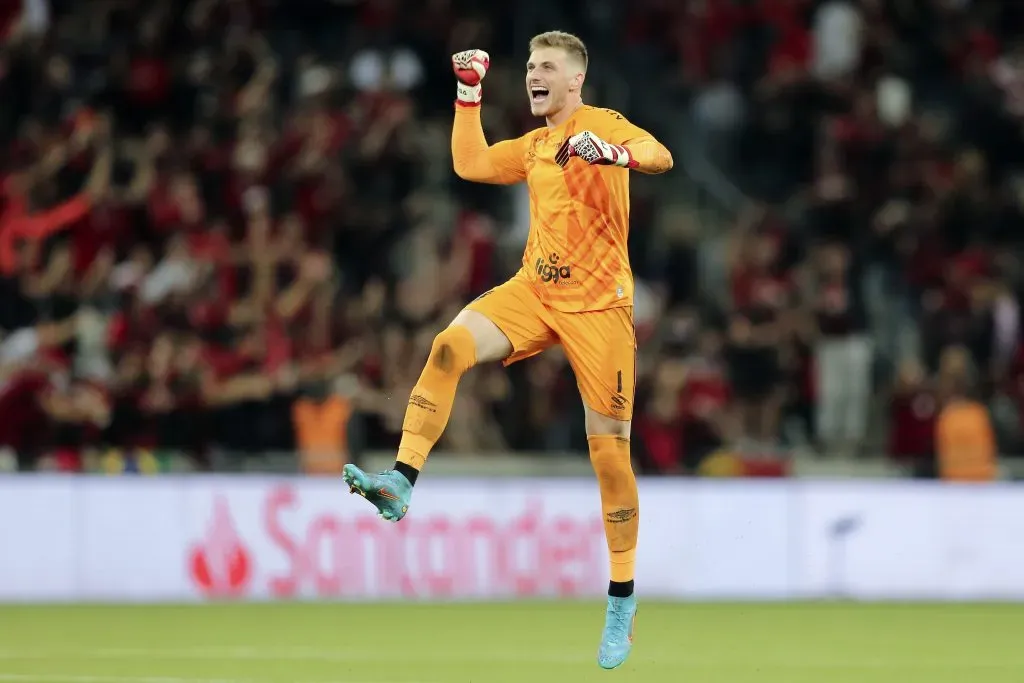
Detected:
[
  {"left": 556, "top": 131, "right": 637, "bottom": 169},
  {"left": 452, "top": 49, "right": 490, "bottom": 106}
]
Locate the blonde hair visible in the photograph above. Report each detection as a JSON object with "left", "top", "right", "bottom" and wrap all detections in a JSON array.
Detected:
[{"left": 529, "top": 31, "right": 588, "bottom": 71}]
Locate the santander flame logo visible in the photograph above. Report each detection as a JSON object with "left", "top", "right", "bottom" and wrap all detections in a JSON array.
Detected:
[{"left": 189, "top": 495, "right": 253, "bottom": 597}]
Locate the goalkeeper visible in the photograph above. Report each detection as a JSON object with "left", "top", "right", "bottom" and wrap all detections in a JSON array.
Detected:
[{"left": 344, "top": 30, "right": 673, "bottom": 669}]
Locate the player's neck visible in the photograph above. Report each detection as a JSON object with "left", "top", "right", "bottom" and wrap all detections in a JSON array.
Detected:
[{"left": 546, "top": 98, "right": 584, "bottom": 129}]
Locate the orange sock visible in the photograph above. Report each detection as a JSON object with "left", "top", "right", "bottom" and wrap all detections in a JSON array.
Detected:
[
  {"left": 589, "top": 435, "right": 639, "bottom": 584},
  {"left": 396, "top": 325, "right": 477, "bottom": 471}
]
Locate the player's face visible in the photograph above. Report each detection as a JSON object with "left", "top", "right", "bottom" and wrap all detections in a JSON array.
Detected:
[{"left": 526, "top": 48, "right": 582, "bottom": 118}]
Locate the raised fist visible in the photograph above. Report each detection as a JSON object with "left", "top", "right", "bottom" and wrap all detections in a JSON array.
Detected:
[
  {"left": 452, "top": 50, "right": 490, "bottom": 105},
  {"left": 452, "top": 49, "right": 490, "bottom": 86}
]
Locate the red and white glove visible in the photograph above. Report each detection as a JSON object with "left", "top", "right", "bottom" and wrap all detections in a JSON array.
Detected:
[
  {"left": 452, "top": 49, "right": 490, "bottom": 106},
  {"left": 556, "top": 131, "right": 637, "bottom": 168}
]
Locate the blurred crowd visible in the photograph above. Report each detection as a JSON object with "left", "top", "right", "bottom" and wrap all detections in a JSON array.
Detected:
[
  {"left": 637, "top": 0, "right": 1022, "bottom": 479},
  {"left": 0, "top": 0, "right": 1020, "bottom": 479}
]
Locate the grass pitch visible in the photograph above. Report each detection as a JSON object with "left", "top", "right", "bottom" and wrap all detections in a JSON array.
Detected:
[{"left": 1, "top": 602, "right": 1022, "bottom": 683}]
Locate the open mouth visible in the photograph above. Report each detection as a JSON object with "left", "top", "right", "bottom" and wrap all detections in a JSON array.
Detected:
[{"left": 530, "top": 87, "right": 549, "bottom": 104}]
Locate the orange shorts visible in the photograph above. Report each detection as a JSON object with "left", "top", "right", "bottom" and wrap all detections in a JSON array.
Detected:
[{"left": 466, "top": 274, "right": 636, "bottom": 420}]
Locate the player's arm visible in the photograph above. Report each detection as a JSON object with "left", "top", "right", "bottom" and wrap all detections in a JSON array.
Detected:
[
  {"left": 616, "top": 137, "right": 673, "bottom": 175},
  {"left": 556, "top": 109, "right": 674, "bottom": 175},
  {"left": 606, "top": 110, "right": 673, "bottom": 174},
  {"left": 450, "top": 49, "right": 528, "bottom": 185},
  {"left": 452, "top": 108, "right": 528, "bottom": 184}
]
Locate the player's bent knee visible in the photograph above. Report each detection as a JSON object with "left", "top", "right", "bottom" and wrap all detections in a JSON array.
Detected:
[
  {"left": 585, "top": 405, "right": 631, "bottom": 440},
  {"left": 428, "top": 325, "right": 478, "bottom": 378},
  {"left": 450, "top": 309, "right": 513, "bottom": 364}
]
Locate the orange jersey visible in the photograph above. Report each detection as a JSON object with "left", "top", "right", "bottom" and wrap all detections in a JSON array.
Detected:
[{"left": 452, "top": 105, "right": 654, "bottom": 313}]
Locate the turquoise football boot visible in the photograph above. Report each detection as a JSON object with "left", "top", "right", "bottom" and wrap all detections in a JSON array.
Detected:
[
  {"left": 342, "top": 464, "right": 412, "bottom": 522},
  {"left": 597, "top": 594, "right": 637, "bottom": 670}
]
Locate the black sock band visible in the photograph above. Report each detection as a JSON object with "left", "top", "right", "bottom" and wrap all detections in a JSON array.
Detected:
[
  {"left": 608, "top": 580, "right": 634, "bottom": 598},
  {"left": 394, "top": 461, "right": 419, "bottom": 486}
]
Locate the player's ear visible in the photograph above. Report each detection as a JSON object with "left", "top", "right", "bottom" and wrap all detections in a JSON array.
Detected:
[{"left": 571, "top": 71, "right": 584, "bottom": 92}]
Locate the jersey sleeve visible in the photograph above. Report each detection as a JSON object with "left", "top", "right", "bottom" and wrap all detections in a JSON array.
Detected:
[
  {"left": 451, "top": 107, "right": 532, "bottom": 185},
  {"left": 594, "top": 108, "right": 673, "bottom": 175},
  {"left": 598, "top": 109, "right": 655, "bottom": 145}
]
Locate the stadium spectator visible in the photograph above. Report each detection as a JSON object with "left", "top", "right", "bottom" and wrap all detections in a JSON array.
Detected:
[
  {"left": 936, "top": 347, "right": 998, "bottom": 482},
  {"left": 812, "top": 241, "right": 872, "bottom": 457},
  {"left": 888, "top": 358, "right": 938, "bottom": 475}
]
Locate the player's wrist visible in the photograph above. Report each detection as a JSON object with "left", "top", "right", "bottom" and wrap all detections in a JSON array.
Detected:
[
  {"left": 611, "top": 144, "right": 637, "bottom": 168},
  {"left": 455, "top": 82, "right": 482, "bottom": 107}
]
